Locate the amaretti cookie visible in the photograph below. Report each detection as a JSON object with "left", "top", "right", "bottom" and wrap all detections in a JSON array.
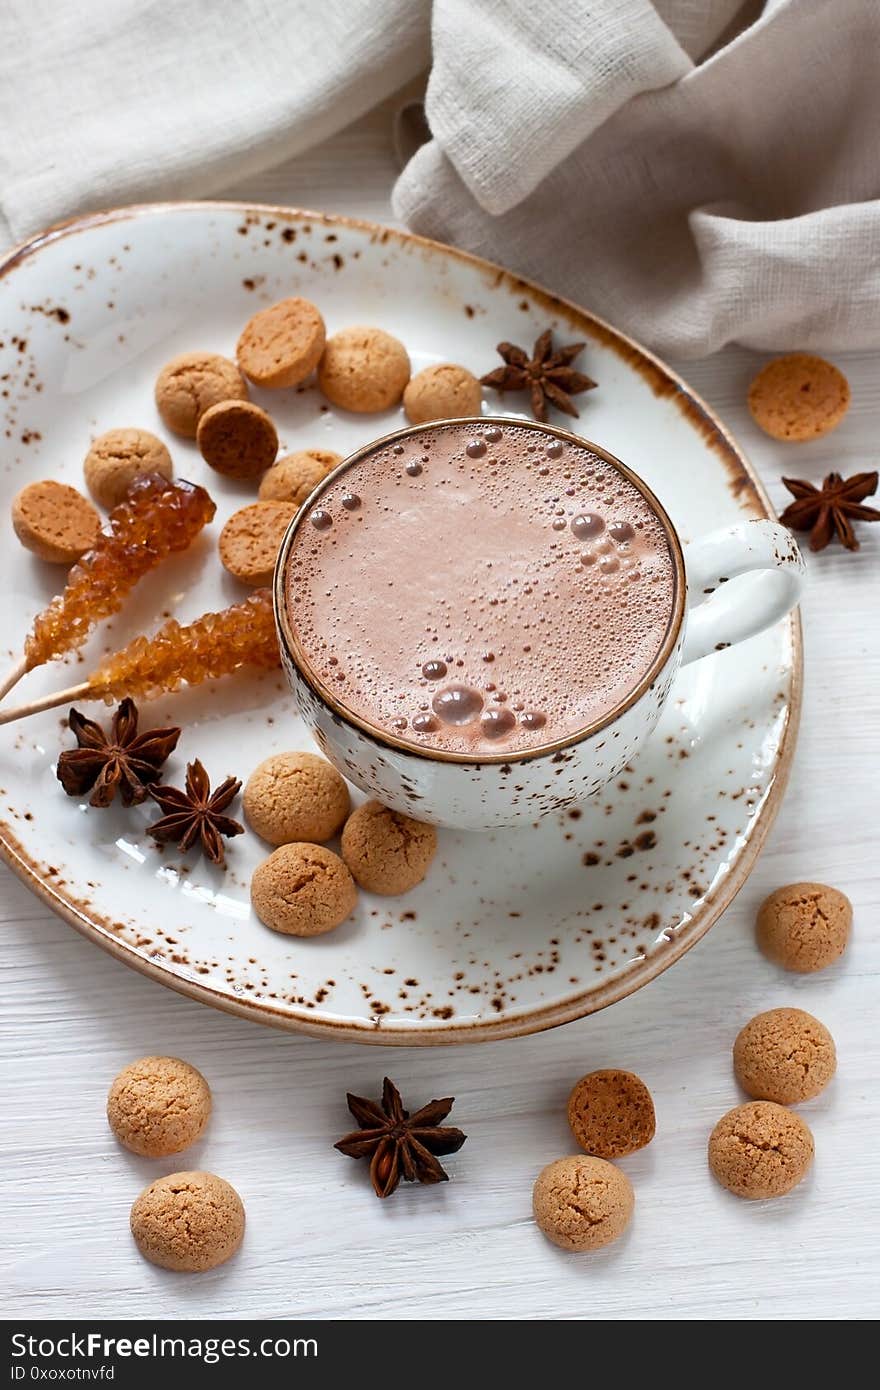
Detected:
[
  {"left": 12, "top": 480, "right": 101, "bottom": 563},
  {"left": 107, "top": 1055, "right": 211, "bottom": 1157},
  {"left": 130, "top": 1171, "right": 244, "bottom": 1272},
  {"left": 251, "top": 842, "right": 357, "bottom": 936},
  {"left": 258, "top": 449, "right": 342, "bottom": 505},
  {"left": 219, "top": 500, "right": 296, "bottom": 585},
  {"left": 237, "top": 297, "right": 325, "bottom": 388},
  {"left": 567, "top": 1069, "right": 655, "bottom": 1158},
  {"left": 155, "top": 352, "right": 249, "bottom": 438},
  {"left": 708, "top": 1101, "right": 814, "bottom": 1199},
  {"left": 756, "top": 882, "right": 851, "bottom": 972},
  {"left": 533, "top": 1155, "right": 634, "bottom": 1252},
  {"left": 748, "top": 354, "right": 850, "bottom": 441},
  {"left": 318, "top": 327, "right": 410, "bottom": 412},
  {"left": 196, "top": 400, "right": 278, "bottom": 479},
  {"left": 243, "top": 751, "right": 351, "bottom": 846},
  {"left": 403, "top": 363, "right": 482, "bottom": 424},
  {"left": 340, "top": 800, "right": 437, "bottom": 895},
  {"left": 84, "top": 428, "right": 173, "bottom": 509},
  {"left": 733, "top": 1008, "right": 836, "bottom": 1104}
]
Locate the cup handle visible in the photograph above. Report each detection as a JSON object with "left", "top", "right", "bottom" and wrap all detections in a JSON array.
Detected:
[{"left": 681, "top": 519, "right": 805, "bottom": 665}]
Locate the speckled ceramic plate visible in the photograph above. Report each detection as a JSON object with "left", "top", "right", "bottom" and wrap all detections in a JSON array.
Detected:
[{"left": 0, "top": 203, "right": 800, "bottom": 1043}]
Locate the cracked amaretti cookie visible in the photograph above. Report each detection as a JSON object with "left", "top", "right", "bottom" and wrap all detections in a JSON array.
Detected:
[
  {"left": 130, "top": 1171, "right": 244, "bottom": 1272},
  {"left": 251, "top": 842, "right": 357, "bottom": 936},
  {"left": 533, "top": 1155, "right": 634, "bottom": 1251},
  {"left": 733, "top": 1008, "right": 836, "bottom": 1105},
  {"left": 708, "top": 1100, "right": 814, "bottom": 1199},
  {"left": 340, "top": 800, "right": 437, "bottom": 895},
  {"left": 154, "top": 352, "right": 249, "bottom": 438}
]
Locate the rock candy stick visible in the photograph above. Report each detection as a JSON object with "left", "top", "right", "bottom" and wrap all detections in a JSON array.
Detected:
[
  {"left": 0, "top": 589, "right": 280, "bottom": 725},
  {"left": 0, "top": 474, "right": 216, "bottom": 701}
]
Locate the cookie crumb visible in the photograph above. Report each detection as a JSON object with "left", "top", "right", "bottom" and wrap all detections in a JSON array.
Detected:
[
  {"left": 251, "top": 842, "right": 357, "bottom": 936},
  {"left": 733, "top": 1008, "right": 836, "bottom": 1104},
  {"left": 341, "top": 800, "right": 437, "bottom": 895},
  {"left": 748, "top": 354, "right": 850, "bottom": 441},
  {"left": 84, "top": 428, "right": 173, "bottom": 509},
  {"left": 130, "top": 1171, "right": 244, "bottom": 1271},
  {"left": 318, "top": 327, "right": 410, "bottom": 413},
  {"left": 533, "top": 1155, "right": 633, "bottom": 1251},
  {"left": 403, "top": 363, "right": 482, "bottom": 424},
  {"left": 567, "top": 1068, "right": 655, "bottom": 1157},
  {"left": 107, "top": 1055, "right": 211, "bottom": 1157},
  {"left": 155, "top": 352, "right": 249, "bottom": 438},
  {"left": 756, "top": 882, "right": 851, "bottom": 972},
  {"left": 708, "top": 1101, "right": 814, "bottom": 1199},
  {"left": 12, "top": 479, "right": 101, "bottom": 563},
  {"left": 243, "top": 751, "right": 350, "bottom": 845}
]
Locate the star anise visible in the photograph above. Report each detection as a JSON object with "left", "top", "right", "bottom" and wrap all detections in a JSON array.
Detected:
[
  {"left": 480, "top": 328, "right": 597, "bottom": 422},
  {"left": 780, "top": 470, "right": 880, "bottom": 551},
  {"left": 56, "top": 698, "right": 180, "bottom": 808},
  {"left": 335, "top": 1077, "right": 467, "bottom": 1199},
  {"left": 148, "top": 758, "right": 243, "bottom": 865}
]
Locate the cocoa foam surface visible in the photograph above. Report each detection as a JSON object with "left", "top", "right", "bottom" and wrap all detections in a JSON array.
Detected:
[{"left": 285, "top": 422, "right": 676, "bottom": 755}]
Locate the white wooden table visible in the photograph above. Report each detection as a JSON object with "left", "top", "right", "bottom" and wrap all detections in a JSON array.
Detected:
[{"left": 3, "top": 106, "right": 878, "bottom": 1322}]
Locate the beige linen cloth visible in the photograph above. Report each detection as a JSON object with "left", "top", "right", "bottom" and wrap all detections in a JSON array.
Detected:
[{"left": 1, "top": 0, "right": 878, "bottom": 357}]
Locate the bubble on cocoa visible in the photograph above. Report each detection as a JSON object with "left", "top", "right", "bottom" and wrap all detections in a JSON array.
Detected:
[
  {"left": 484, "top": 426, "right": 503, "bottom": 442},
  {"left": 432, "top": 684, "right": 483, "bottom": 724},
  {"left": 545, "top": 440, "right": 564, "bottom": 459},
  {"left": 571, "top": 513, "right": 604, "bottom": 540},
  {"left": 520, "top": 710, "right": 547, "bottom": 731},
  {"left": 480, "top": 708, "right": 516, "bottom": 739},
  {"left": 466, "top": 439, "right": 487, "bottom": 459},
  {"left": 405, "top": 460, "right": 423, "bottom": 477},
  {"left": 412, "top": 712, "right": 438, "bottom": 733},
  {"left": 309, "top": 508, "right": 332, "bottom": 531},
  {"left": 421, "top": 658, "right": 447, "bottom": 680},
  {"left": 341, "top": 492, "right": 361, "bottom": 511},
  {"left": 609, "top": 520, "right": 635, "bottom": 542}
]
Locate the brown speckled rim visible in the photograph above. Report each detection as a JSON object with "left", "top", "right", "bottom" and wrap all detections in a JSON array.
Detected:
[
  {"left": 275, "top": 418, "right": 687, "bottom": 765},
  {"left": 0, "top": 201, "right": 802, "bottom": 1045}
]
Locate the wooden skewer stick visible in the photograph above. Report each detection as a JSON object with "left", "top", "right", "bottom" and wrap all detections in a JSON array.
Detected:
[
  {"left": 0, "top": 681, "right": 92, "bottom": 726},
  {"left": 0, "top": 654, "right": 31, "bottom": 703}
]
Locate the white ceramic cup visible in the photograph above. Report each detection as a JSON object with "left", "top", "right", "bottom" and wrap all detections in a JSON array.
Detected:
[{"left": 275, "top": 420, "right": 805, "bottom": 831}]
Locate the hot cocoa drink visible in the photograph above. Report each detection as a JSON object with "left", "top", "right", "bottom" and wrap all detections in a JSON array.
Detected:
[{"left": 284, "top": 420, "right": 677, "bottom": 756}]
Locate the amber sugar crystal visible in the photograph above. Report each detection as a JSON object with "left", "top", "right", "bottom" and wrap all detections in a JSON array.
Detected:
[
  {"left": 25, "top": 474, "right": 216, "bottom": 669},
  {"left": 88, "top": 588, "right": 280, "bottom": 703}
]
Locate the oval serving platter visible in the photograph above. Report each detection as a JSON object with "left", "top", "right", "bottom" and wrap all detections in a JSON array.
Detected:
[{"left": 0, "top": 203, "right": 800, "bottom": 1043}]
